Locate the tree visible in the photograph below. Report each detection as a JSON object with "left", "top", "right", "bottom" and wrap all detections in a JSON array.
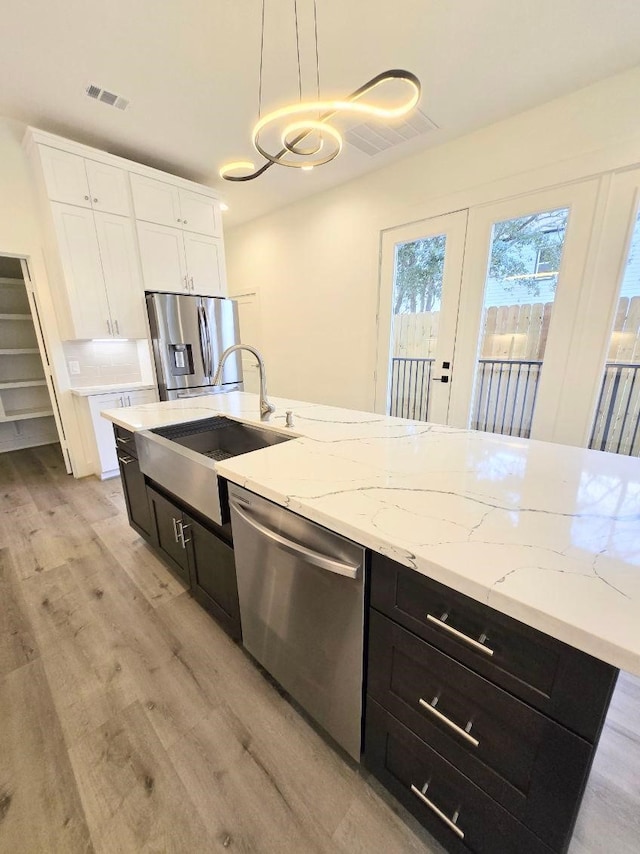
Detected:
[{"left": 393, "top": 209, "right": 568, "bottom": 315}]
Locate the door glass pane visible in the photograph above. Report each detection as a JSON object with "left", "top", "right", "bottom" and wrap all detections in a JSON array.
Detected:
[
  {"left": 389, "top": 234, "right": 445, "bottom": 420},
  {"left": 590, "top": 207, "right": 640, "bottom": 455},
  {"left": 471, "top": 207, "right": 569, "bottom": 437}
]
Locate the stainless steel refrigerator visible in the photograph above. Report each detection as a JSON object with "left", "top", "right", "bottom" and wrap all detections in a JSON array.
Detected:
[{"left": 146, "top": 292, "right": 243, "bottom": 401}]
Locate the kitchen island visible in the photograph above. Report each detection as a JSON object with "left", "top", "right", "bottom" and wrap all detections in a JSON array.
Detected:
[
  {"left": 103, "top": 390, "right": 640, "bottom": 675},
  {"left": 102, "top": 391, "right": 639, "bottom": 854}
]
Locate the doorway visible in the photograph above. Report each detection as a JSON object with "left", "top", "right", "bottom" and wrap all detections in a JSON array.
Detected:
[
  {"left": 377, "top": 180, "right": 601, "bottom": 445},
  {"left": 0, "top": 255, "right": 68, "bottom": 465}
]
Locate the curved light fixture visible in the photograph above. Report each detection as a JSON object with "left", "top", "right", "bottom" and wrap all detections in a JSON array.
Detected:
[{"left": 217, "top": 1, "right": 421, "bottom": 183}]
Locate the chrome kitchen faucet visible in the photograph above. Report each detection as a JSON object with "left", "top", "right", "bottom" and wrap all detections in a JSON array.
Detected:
[{"left": 212, "top": 344, "right": 275, "bottom": 420}]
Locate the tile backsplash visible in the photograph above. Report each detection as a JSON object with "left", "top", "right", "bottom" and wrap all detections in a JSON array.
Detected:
[{"left": 64, "top": 340, "right": 142, "bottom": 387}]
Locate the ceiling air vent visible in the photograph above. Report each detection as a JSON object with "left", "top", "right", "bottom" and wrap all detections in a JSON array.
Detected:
[
  {"left": 85, "top": 84, "right": 129, "bottom": 111},
  {"left": 345, "top": 109, "right": 438, "bottom": 156}
]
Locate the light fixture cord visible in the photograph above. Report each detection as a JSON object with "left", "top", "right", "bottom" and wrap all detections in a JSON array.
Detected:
[
  {"left": 313, "top": 0, "right": 320, "bottom": 105},
  {"left": 294, "top": 0, "right": 302, "bottom": 101},
  {"left": 258, "top": 0, "right": 266, "bottom": 118}
]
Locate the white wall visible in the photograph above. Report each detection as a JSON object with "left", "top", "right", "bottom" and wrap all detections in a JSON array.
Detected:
[{"left": 225, "top": 66, "right": 640, "bottom": 412}]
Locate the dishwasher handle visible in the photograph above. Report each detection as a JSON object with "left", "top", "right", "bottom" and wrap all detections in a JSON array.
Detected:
[{"left": 230, "top": 499, "right": 359, "bottom": 579}]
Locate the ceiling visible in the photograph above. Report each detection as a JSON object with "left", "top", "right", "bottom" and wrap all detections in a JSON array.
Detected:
[{"left": 2, "top": 0, "right": 640, "bottom": 227}]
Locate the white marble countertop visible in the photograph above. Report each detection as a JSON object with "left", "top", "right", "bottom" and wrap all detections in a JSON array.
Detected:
[
  {"left": 101, "top": 392, "right": 640, "bottom": 674},
  {"left": 70, "top": 382, "right": 156, "bottom": 397}
]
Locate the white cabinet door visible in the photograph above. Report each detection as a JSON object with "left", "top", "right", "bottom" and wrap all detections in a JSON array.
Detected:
[
  {"left": 184, "top": 233, "right": 226, "bottom": 296},
  {"left": 88, "top": 393, "right": 123, "bottom": 476},
  {"left": 39, "top": 147, "right": 91, "bottom": 208},
  {"left": 137, "top": 221, "right": 188, "bottom": 294},
  {"left": 94, "top": 211, "right": 147, "bottom": 339},
  {"left": 128, "top": 388, "right": 158, "bottom": 405},
  {"left": 51, "top": 202, "right": 111, "bottom": 339},
  {"left": 85, "top": 160, "right": 131, "bottom": 216},
  {"left": 130, "top": 174, "right": 181, "bottom": 228},
  {"left": 179, "top": 190, "right": 221, "bottom": 237}
]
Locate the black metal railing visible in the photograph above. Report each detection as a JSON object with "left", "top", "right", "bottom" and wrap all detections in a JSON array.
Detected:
[
  {"left": 389, "top": 357, "right": 435, "bottom": 421},
  {"left": 472, "top": 359, "right": 542, "bottom": 438},
  {"left": 589, "top": 362, "right": 640, "bottom": 456}
]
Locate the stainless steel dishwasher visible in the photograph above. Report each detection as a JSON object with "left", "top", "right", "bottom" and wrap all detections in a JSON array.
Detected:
[{"left": 228, "top": 484, "right": 365, "bottom": 762}]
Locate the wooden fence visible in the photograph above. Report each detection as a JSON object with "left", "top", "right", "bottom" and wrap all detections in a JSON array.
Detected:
[{"left": 391, "top": 296, "right": 640, "bottom": 454}]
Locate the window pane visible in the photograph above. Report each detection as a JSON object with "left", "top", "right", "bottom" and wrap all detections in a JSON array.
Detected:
[
  {"left": 471, "top": 207, "right": 569, "bottom": 437},
  {"left": 389, "top": 234, "right": 446, "bottom": 420},
  {"left": 590, "top": 208, "right": 640, "bottom": 456}
]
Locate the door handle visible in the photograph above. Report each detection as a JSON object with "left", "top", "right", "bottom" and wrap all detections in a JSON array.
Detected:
[
  {"left": 431, "top": 376, "right": 449, "bottom": 383},
  {"left": 229, "top": 499, "right": 359, "bottom": 578},
  {"left": 200, "top": 304, "right": 213, "bottom": 377},
  {"left": 410, "top": 784, "right": 464, "bottom": 840}
]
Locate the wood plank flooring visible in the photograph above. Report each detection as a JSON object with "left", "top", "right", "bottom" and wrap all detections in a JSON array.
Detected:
[{"left": 0, "top": 443, "right": 638, "bottom": 853}]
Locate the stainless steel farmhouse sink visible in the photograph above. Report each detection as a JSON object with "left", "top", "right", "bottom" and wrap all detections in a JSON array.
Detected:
[{"left": 136, "top": 416, "right": 292, "bottom": 525}]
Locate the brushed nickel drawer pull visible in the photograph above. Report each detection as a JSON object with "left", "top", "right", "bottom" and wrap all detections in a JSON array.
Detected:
[
  {"left": 178, "top": 521, "right": 191, "bottom": 547},
  {"left": 419, "top": 697, "right": 479, "bottom": 748},
  {"left": 116, "top": 436, "right": 131, "bottom": 444},
  {"left": 172, "top": 517, "right": 180, "bottom": 543},
  {"left": 426, "top": 613, "right": 494, "bottom": 656},
  {"left": 117, "top": 455, "right": 134, "bottom": 465},
  {"left": 410, "top": 783, "right": 464, "bottom": 840}
]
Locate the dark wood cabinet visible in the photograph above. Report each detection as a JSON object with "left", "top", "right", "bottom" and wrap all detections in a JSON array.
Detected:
[
  {"left": 147, "top": 485, "right": 191, "bottom": 584},
  {"left": 114, "top": 425, "right": 241, "bottom": 640},
  {"left": 364, "top": 554, "right": 618, "bottom": 854},
  {"left": 115, "top": 426, "right": 153, "bottom": 541},
  {"left": 184, "top": 512, "right": 241, "bottom": 640}
]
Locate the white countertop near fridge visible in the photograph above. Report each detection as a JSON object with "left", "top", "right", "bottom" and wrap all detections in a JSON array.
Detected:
[
  {"left": 70, "top": 382, "right": 156, "bottom": 397},
  {"left": 101, "top": 392, "right": 640, "bottom": 674}
]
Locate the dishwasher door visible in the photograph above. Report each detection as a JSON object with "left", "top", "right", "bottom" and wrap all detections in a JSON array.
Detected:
[{"left": 228, "top": 484, "right": 365, "bottom": 761}]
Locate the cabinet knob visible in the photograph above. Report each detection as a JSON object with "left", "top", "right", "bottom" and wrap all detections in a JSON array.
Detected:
[
  {"left": 177, "top": 218, "right": 182, "bottom": 223},
  {"left": 93, "top": 197, "right": 98, "bottom": 203},
  {"left": 183, "top": 219, "right": 188, "bottom": 225},
  {"left": 84, "top": 195, "right": 90, "bottom": 201}
]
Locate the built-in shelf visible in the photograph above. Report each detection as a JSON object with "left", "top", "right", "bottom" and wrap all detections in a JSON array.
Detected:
[
  {"left": 0, "top": 379, "right": 47, "bottom": 390},
  {"left": 0, "top": 348, "right": 39, "bottom": 355},
  {"left": 0, "top": 407, "right": 54, "bottom": 423},
  {"left": 0, "top": 313, "right": 31, "bottom": 321}
]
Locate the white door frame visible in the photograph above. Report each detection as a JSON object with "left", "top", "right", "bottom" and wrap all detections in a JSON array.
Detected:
[{"left": 375, "top": 209, "right": 468, "bottom": 420}]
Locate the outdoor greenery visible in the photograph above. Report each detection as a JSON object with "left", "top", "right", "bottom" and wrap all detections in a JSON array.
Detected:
[{"left": 393, "top": 209, "right": 569, "bottom": 314}]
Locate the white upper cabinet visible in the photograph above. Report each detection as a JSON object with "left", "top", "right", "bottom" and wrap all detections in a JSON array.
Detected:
[
  {"left": 131, "top": 174, "right": 221, "bottom": 237},
  {"left": 84, "top": 160, "right": 131, "bottom": 216},
  {"left": 52, "top": 203, "right": 112, "bottom": 339},
  {"left": 179, "top": 189, "right": 221, "bottom": 237},
  {"left": 137, "top": 222, "right": 225, "bottom": 297},
  {"left": 184, "top": 232, "right": 225, "bottom": 297},
  {"left": 94, "top": 212, "right": 147, "bottom": 338},
  {"left": 39, "top": 146, "right": 130, "bottom": 215}
]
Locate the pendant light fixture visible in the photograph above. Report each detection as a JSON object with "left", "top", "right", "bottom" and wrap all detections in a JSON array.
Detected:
[{"left": 219, "top": 0, "right": 421, "bottom": 182}]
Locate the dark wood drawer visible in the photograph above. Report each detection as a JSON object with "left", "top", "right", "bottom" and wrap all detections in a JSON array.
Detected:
[
  {"left": 368, "top": 611, "right": 593, "bottom": 851},
  {"left": 114, "top": 425, "right": 138, "bottom": 458},
  {"left": 370, "top": 553, "right": 616, "bottom": 740},
  {"left": 364, "top": 699, "right": 554, "bottom": 854}
]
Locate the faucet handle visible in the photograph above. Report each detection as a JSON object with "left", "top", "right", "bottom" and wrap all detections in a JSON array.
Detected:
[{"left": 285, "top": 410, "right": 294, "bottom": 428}]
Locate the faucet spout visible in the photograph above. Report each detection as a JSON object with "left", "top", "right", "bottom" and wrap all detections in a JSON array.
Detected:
[{"left": 212, "top": 344, "right": 276, "bottom": 419}]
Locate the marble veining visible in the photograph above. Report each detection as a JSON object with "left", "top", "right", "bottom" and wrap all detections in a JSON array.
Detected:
[{"left": 102, "top": 392, "right": 640, "bottom": 674}]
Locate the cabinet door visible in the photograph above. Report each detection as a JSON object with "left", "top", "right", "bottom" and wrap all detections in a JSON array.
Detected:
[
  {"left": 118, "top": 453, "right": 153, "bottom": 540},
  {"left": 94, "top": 211, "right": 146, "bottom": 338},
  {"left": 130, "top": 173, "right": 181, "bottom": 228},
  {"left": 127, "top": 388, "right": 158, "bottom": 406},
  {"left": 88, "top": 393, "right": 123, "bottom": 476},
  {"left": 147, "top": 486, "right": 190, "bottom": 582},
  {"left": 85, "top": 160, "right": 131, "bottom": 216},
  {"left": 183, "top": 513, "right": 240, "bottom": 639},
  {"left": 39, "top": 146, "right": 91, "bottom": 208},
  {"left": 179, "top": 190, "right": 221, "bottom": 237},
  {"left": 137, "top": 221, "right": 188, "bottom": 294},
  {"left": 184, "top": 232, "right": 226, "bottom": 296},
  {"left": 51, "top": 202, "right": 111, "bottom": 339}
]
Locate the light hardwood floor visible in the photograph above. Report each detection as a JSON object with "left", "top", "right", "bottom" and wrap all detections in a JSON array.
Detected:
[{"left": 0, "top": 443, "right": 638, "bottom": 854}]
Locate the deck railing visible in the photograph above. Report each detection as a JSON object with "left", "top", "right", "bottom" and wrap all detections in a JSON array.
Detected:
[
  {"left": 390, "top": 357, "right": 640, "bottom": 455},
  {"left": 589, "top": 362, "right": 640, "bottom": 456}
]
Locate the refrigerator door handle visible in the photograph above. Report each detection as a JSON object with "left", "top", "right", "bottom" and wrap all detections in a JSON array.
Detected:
[
  {"left": 197, "top": 305, "right": 210, "bottom": 378},
  {"left": 201, "top": 305, "right": 214, "bottom": 378}
]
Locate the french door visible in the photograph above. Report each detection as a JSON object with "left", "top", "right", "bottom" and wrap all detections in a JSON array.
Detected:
[
  {"left": 377, "top": 180, "right": 601, "bottom": 443},
  {"left": 375, "top": 210, "right": 467, "bottom": 422}
]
